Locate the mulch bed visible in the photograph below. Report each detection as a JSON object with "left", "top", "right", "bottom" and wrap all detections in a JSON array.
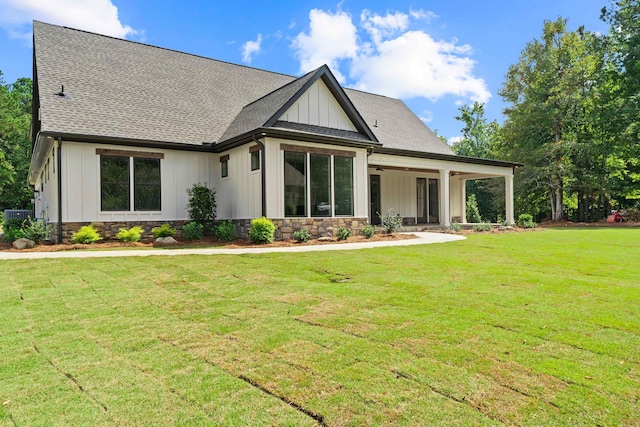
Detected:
[{"left": 0, "top": 233, "right": 417, "bottom": 253}]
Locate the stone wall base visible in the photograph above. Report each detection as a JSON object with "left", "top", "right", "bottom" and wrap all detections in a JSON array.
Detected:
[
  {"left": 57, "top": 217, "right": 370, "bottom": 243},
  {"left": 58, "top": 220, "right": 191, "bottom": 243}
]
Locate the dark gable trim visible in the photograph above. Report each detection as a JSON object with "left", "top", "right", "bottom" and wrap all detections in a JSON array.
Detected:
[
  {"left": 37, "top": 131, "right": 212, "bottom": 152},
  {"left": 263, "top": 65, "right": 378, "bottom": 143},
  {"left": 374, "top": 147, "right": 523, "bottom": 168},
  {"left": 96, "top": 148, "right": 164, "bottom": 159}
]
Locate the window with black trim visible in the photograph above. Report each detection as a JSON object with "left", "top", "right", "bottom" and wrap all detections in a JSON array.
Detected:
[
  {"left": 251, "top": 150, "right": 260, "bottom": 171},
  {"left": 100, "top": 155, "right": 161, "bottom": 211},
  {"left": 283, "top": 149, "right": 354, "bottom": 217},
  {"left": 220, "top": 154, "right": 229, "bottom": 178}
]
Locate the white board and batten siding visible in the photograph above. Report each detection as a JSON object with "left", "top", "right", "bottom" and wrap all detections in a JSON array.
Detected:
[
  {"left": 215, "top": 145, "right": 262, "bottom": 219},
  {"left": 61, "top": 141, "right": 215, "bottom": 223},
  {"left": 278, "top": 80, "right": 357, "bottom": 132},
  {"left": 33, "top": 140, "right": 59, "bottom": 223}
]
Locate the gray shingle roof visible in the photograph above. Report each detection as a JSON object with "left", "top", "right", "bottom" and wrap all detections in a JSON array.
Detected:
[{"left": 34, "top": 21, "right": 453, "bottom": 155}]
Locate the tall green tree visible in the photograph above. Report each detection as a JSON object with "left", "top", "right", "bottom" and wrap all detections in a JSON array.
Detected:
[
  {"left": 499, "top": 18, "right": 602, "bottom": 221},
  {"left": 451, "top": 102, "right": 505, "bottom": 221},
  {"left": 0, "top": 72, "right": 33, "bottom": 211}
]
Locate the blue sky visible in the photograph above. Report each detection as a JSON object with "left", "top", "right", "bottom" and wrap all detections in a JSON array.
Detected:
[{"left": 0, "top": 0, "right": 610, "bottom": 141}]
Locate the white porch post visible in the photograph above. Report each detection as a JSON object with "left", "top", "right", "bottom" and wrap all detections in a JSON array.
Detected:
[
  {"left": 439, "top": 169, "right": 450, "bottom": 226},
  {"left": 505, "top": 172, "right": 515, "bottom": 224},
  {"left": 460, "top": 179, "right": 467, "bottom": 223}
]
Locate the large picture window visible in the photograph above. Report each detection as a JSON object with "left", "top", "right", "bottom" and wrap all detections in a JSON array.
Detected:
[
  {"left": 100, "top": 152, "right": 161, "bottom": 212},
  {"left": 284, "top": 148, "right": 354, "bottom": 217}
]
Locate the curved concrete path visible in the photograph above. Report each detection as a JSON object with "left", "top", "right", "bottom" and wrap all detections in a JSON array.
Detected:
[{"left": 0, "top": 232, "right": 465, "bottom": 260}]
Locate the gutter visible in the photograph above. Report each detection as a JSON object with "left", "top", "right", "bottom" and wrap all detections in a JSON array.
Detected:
[
  {"left": 372, "top": 147, "right": 524, "bottom": 169},
  {"left": 253, "top": 133, "right": 267, "bottom": 217},
  {"left": 56, "top": 138, "right": 62, "bottom": 243}
]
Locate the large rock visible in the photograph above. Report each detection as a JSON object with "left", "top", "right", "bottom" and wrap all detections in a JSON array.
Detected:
[
  {"left": 13, "top": 238, "right": 35, "bottom": 250},
  {"left": 153, "top": 236, "right": 178, "bottom": 247}
]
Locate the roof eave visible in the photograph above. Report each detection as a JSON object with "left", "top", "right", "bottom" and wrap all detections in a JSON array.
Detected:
[
  {"left": 214, "top": 128, "right": 381, "bottom": 153},
  {"left": 373, "top": 147, "right": 524, "bottom": 168}
]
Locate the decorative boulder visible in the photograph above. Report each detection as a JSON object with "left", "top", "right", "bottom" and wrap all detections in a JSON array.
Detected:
[
  {"left": 318, "top": 236, "right": 335, "bottom": 242},
  {"left": 153, "top": 236, "right": 178, "bottom": 247},
  {"left": 13, "top": 238, "right": 35, "bottom": 250}
]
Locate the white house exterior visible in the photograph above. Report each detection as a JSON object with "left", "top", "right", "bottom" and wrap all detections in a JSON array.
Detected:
[{"left": 29, "top": 21, "right": 519, "bottom": 242}]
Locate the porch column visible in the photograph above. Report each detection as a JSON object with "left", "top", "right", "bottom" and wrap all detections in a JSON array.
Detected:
[
  {"left": 505, "top": 172, "right": 515, "bottom": 224},
  {"left": 439, "top": 169, "right": 450, "bottom": 227},
  {"left": 460, "top": 179, "right": 467, "bottom": 223}
]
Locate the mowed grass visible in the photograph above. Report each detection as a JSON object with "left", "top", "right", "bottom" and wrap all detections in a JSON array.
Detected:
[{"left": 1, "top": 229, "right": 639, "bottom": 426}]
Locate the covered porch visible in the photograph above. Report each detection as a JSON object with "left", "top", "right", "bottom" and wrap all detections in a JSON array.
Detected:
[{"left": 367, "top": 151, "right": 518, "bottom": 227}]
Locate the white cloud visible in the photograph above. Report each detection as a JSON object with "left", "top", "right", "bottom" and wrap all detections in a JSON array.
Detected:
[
  {"left": 0, "top": 0, "right": 138, "bottom": 39},
  {"left": 410, "top": 8, "right": 438, "bottom": 22},
  {"left": 448, "top": 136, "right": 464, "bottom": 144},
  {"left": 419, "top": 110, "right": 433, "bottom": 123},
  {"left": 291, "top": 8, "right": 358, "bottom": 83},
  {"left": 241, "top": 33, "right": 262, "bottom": 64},
  {"left": 291, "top": 6, "right": 490, "bottom": 104}
]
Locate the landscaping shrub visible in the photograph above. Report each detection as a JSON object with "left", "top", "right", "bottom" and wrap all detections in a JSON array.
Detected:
[
  {"left": 449, "top": 223, "right": 462, "bottom": 232},
  {"left": 116, "top": 226, "right": 143, "bottom": 242},
  {"left": 293, "top": 229, "right": 311, "bottom": 242},
  {"left": 214, "top": 220, "right": 237, "bottom": 242},
  {"left": 187, "top": 183, "right": 216, "bottom": 229},
  {"left": 361, "top": 224, "right": 376, "bottom": 239},
  {"left": 379, "top": 209, "right": 403, "bottom": 235},
  {"left": 466, "top": 194, "right": 482, "bottom": 223},
  {"left": 182, "top": 222, "right": 204, "bottom": 241},
  {"left": 248, "top": 217, "right": 275, "bottom": 244},
  {"left": 72, "top": 225, "right": 102, "bottom": 244},
  {"left": 152, "top": 223, "right": 176, "bottom": 238},
  {"left": 2, "top": 218, "right": 25, "bottom": 242},
  {"left": 473, "top": 222, "right": 492, "bottom": 232},
  {"left": 336, "top": 227, "right": 351, "bottom": 241},
  {"left": 21, "top": 218, "right": 54, "bottom": 244},
  {"left": 517, "top": 213, "right": 537, "bottom": 228}
]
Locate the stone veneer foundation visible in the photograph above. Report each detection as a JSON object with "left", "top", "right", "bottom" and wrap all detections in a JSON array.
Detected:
[{"left": 57, "top": 218, "right": 370, "bottom": 243}]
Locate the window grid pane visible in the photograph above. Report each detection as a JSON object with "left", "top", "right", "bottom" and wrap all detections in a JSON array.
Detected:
[
  {"left": 100, "top": 156, "right": 130, "bottom": 211},
  {"left": 310, "top": 154, "right": 331, "bottom": 217},
  {"left": 221, "top": 160, "right": 228, "bottom": 178},
  {"left": 134, "top": 158, "right": 161, "bottom": 211},
  {"left": 334, "top": 156, "right": 353, "bottom": 216},
  {"left": 284, "top": 151, "right": 306, "bottom": 217},
  {"left": 251, "top": 151, "right": 260, "bottom": 171}
]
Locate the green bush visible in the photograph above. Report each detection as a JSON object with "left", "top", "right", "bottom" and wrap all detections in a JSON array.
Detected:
[
  {"left": 466, "top": 194, "right": 482, "bottom": 223},
  {"left": 449, "top": 223, "right": 462, "bottom": 232},
  {"left": 182, "top": 222, "right": 204, "bottom": 241},
  {"left": 336, "top": 227, "right": 351, "bottom": 241},
  {"left": 215, "top": 220, "right": 237, "bottom": 242},
  {"left": 116, "top": 226, "right": 143, "bottom": 242},
  {"left": 293, "top": 229, "right": 311, "bottom": 242},
  {"left": 361, "top": 224, "right": 376, "bottom": 239},
  {"left": 379, "top": 209, "right": 403, "bottom": 235},
  {"left": 21, "top": 218, "right": 54, "bottom": 244},
  {"left": 72, "top": 225, "right": 102, "bottom": 244},
  {"left": 187, "top": 183, "right": 217, "bottom": 229},
  {"left": 2, "top": 218, "right": 26, "bottom": 242},
  {"left": 473, "top": 222, "right": 492, "bottom": 232},
  {"left": 152, "top": 223, "right": 176, "bottom": 238},
  {"left": 517, "top": 214, "right": 534, "bottom": 227},
  {"left": 248, "top": 217, "right": 275, "bottom": 244}
]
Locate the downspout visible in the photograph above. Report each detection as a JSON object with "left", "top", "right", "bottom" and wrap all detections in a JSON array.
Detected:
[
  {"left": 253, "top": 133, "right": 267, "bottom": 217},
  {"left": 57, "top": 138, "right": 63, "bottom": 243}
]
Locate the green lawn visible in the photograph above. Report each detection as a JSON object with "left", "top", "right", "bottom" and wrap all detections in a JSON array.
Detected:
[{"left": 1, "top": 229, "right": 638, "bottom": 426}]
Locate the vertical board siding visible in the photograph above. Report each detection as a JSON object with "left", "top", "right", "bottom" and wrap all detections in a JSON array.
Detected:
[
  {"left": 216, "top": 144, "right": 262, "bottom": 219},
  {"left": 278, "top": 80, "right": 357, "bottom": 132}
]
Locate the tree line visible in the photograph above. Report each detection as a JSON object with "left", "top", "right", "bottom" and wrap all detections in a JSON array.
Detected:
[{"left": 452, "top": 0, "right": 639, "bottom": 222}]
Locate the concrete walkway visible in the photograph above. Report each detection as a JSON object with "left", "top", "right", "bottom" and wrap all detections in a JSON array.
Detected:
[{"left": 0, "top": 232, "right": 465, "bottom": 260}]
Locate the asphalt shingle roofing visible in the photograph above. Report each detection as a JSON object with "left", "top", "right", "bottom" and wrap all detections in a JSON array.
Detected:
[{"left": 34, "top": 21, "right": 454, "bottom": 155}]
